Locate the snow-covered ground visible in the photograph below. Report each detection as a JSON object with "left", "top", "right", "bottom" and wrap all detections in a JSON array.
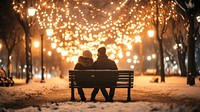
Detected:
[
  {"left": 2, "top": 101, "right": 196, "bottom": 112},
  {"left": 0, "top": 75, "right": 200, "bottom": 112}
]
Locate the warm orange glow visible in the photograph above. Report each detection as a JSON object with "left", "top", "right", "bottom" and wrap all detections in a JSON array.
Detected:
[
  {"left": 33, "top": 41, "right": 40, "bottom": 48},
  {"left": 12, "top": 0, "right": 177, "bottom": 63},
  {"left": 0, "top": 43, "right": 2, "bottom": 49},
  {"left": 47, "top": 51, "right": 52, "bottom": 56},
  {"left": 46, "top": 29, "right": 54, "bottom": 36},
  {"left": 148, "top": 30, "right": 154, "bottom": 38},
  {"left": 135, "top": 36, "right": 142, "bottom": 43},
  {"left": 196, "top": 16, "right": 200, "bottom": 22},
  {"left": 51, "top": 43, "right": 57, "bottom": 49},
  {"left": 28, "top": 7, "right": 36, "bottom": 16}
]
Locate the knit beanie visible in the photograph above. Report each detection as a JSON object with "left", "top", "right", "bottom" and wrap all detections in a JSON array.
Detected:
[
  {"left": 98, "top": 47, "right": 106, "bottom": 55},
  {"left": 82, "top": 50, "right": 92, "bottom": 59}
]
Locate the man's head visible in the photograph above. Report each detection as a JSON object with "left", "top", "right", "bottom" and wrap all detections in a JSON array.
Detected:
[{"left": 98, "top": 47, "right": 106, "bottom": 55}]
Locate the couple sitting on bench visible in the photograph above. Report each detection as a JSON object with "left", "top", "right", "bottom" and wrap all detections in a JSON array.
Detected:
[{"left": 74, "top": 47, "right": 118, "bottom": 102}]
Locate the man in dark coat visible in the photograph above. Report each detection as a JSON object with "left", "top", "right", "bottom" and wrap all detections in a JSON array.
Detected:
[{"left": 90, "top": 47, "right": 118, "bottom": 102}]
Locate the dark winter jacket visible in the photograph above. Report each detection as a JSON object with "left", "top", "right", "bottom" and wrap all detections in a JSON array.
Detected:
[
  {"left": 74, "top": 63, "right": 92, "bottom": 70},
  {"left": 92, "top": 54, "right": 118, "bottom": 86},
  {"left": 74, "top": 56, "right": 93, "bottom": 85},
  {"left": 74, "top": 56, "right": 93, "bottom": 70},
  {"left": 92, "top": 54, "right": 118, "bottom": 70}
]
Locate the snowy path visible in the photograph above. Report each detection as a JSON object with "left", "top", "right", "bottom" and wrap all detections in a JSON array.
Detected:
[{"left": 0, "top": 76, "right": 200, "bottom": 111}]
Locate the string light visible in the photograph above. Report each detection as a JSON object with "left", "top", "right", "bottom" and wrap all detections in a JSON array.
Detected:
[{"left": 12, "top": 0, "right": 177, "bottom": 64}]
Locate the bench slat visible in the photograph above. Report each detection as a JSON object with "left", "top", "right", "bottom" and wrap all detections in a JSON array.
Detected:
[
  {"left": 70, "top": 86, "right": 133, "bottom": 88},
  {"left": 69, "top": 79, "right": 133, "bottom": 83},
  {"left": 70, "top": 83, "right": 133, "bottom": 87},
  {"left": 69, "top": 83, "right": 134, "bottom": 87}
]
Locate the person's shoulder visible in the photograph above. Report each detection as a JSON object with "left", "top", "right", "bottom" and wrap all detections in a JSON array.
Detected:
[
  {"left": 108, "top": 59, "right": 115, "bottom": 63},
  {"left": 108, "top": 59, "right": 118, "bottom": 68},
  {"left": 93, "top": 60, "right": 101, "bottom": 64},
  {"left": 74, "top": 63, "right": 84, "bottom": 69},
  {"left": 75, "top": 63, "right": 82, "bottom": 66}
]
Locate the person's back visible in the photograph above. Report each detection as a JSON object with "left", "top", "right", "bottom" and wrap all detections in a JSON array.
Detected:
[
  {"left": 74, "top": 50, "right": 93, "bottom": 101},
  {"left": 93, "top": 56, "right": 117, "bottom": 70},
  {"left": 93, "top": 52, "right": 118, "bottom": 86},
  {"left": 91, "top": 47, "right": 118, "bottom": 102},
  {"left": 74, "top": 50, "right": 93, "bottom": 70},
  {"left": 93, "top": 47, "right": 117, "bottom": 70}
]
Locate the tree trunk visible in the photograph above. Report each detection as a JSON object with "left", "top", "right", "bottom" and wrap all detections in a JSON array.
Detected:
[
  {"left": 5, "top": 47, "right": 12, "bottom": 77},
  {"left": 155, "top": 51, "right": 159, "bottom": 75},
  {"left": 177, "top": 51, "right": 187, "bottom": 76},
  {"left": 139, "top": 43, "right": 144, "bottom": 75},
  {"left": 158, "top": 39, "right": 165, "bottom": 82},
  {"left": 25, "top": 29, "right": 33, "bottom": 83},
  {"left": 174, "top": 33, "right": 187, "bottom": 77},
  {"left": 153, "top": 41, "right": 159, "bottom": 75},
  {"left": 187, "top": 13, "right": 196, "bottom": 86},
  {"left": 156, "top": 0, "right": 165, "bottom": 82},
  {"left": 6, "top": 55, "right": 11, "bottom": 77}
]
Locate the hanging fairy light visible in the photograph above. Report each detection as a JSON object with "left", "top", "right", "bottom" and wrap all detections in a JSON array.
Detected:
[
  {"left": 197, "top": 16, "right": 200, "bottom": 23},
  {"left": 26, "top": 0, "right": 177, "bottom": 64},
  {"left": 28, "top": 7, "right": 36, "bottom": 16},
  {"left": 46, "top": 28, "right": 54, "bottom": 36},
  {"left": 148, "top": 30, "right": 155, "bottom": 38}
]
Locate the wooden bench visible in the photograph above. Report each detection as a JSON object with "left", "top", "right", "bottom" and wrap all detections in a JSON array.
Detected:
[
  {"left": 0, "top": 68, "right": 14, "bottom": 87},
  {"left": 0, "top": 77, "right": 14, "bottom": 87},
  {"left": 69, "top": 70, "right": 134, "bottom": 101}
]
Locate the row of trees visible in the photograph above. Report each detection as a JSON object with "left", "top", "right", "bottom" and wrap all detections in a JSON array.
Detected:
[
  {"left": 137, "top": 0, "right": 200, "bottom": 85},
  {"left": 0, "top": 0, "right": 24, "bottom": 78},
  {"left": 128, "top": 0, "right": 200, "bottom": 85}
]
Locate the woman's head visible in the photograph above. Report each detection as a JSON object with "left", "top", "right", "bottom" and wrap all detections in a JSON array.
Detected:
[
  {"left": 82, "top": 50, "right": 92, "bottom": 59},
  {"left": 78, "top": 50, "right": 93, "bottom": 66}
]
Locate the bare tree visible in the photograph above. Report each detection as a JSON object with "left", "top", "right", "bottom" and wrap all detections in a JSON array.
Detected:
[
  {"left": 0, "top": 0, "right": 24, "bottom": 77},
  {"left": 12, "top": 0, "right": 37, "bottom": 83},
  {"left": 143, "top": 0, "right": 177, "bottom": 82},
  {"left": 170, "top": 16, "right": 187, "bottom": 77},
  {"left": 13, "top": 40, "right": 26, "bottom": 78},
  {"left": 175, "top": 0, "right": 200, "bottom": 85}
]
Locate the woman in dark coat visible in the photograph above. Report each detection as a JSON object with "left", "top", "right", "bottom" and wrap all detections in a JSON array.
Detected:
[{"left": 74, "top": 50, "right": 93, "bottom": 101}]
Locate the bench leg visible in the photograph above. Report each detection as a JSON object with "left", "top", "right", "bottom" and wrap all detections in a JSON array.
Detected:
[
  {"left": 127, "top": 88, "right": 131, "bottom": 101},
  {"left": 70, "top": 87, "right": 75, "bottom": 101}
]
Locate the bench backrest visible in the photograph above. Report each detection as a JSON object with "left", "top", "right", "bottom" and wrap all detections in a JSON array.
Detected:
[{"left": 69, "top": 70, "right": 134, "bottom": 88}]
